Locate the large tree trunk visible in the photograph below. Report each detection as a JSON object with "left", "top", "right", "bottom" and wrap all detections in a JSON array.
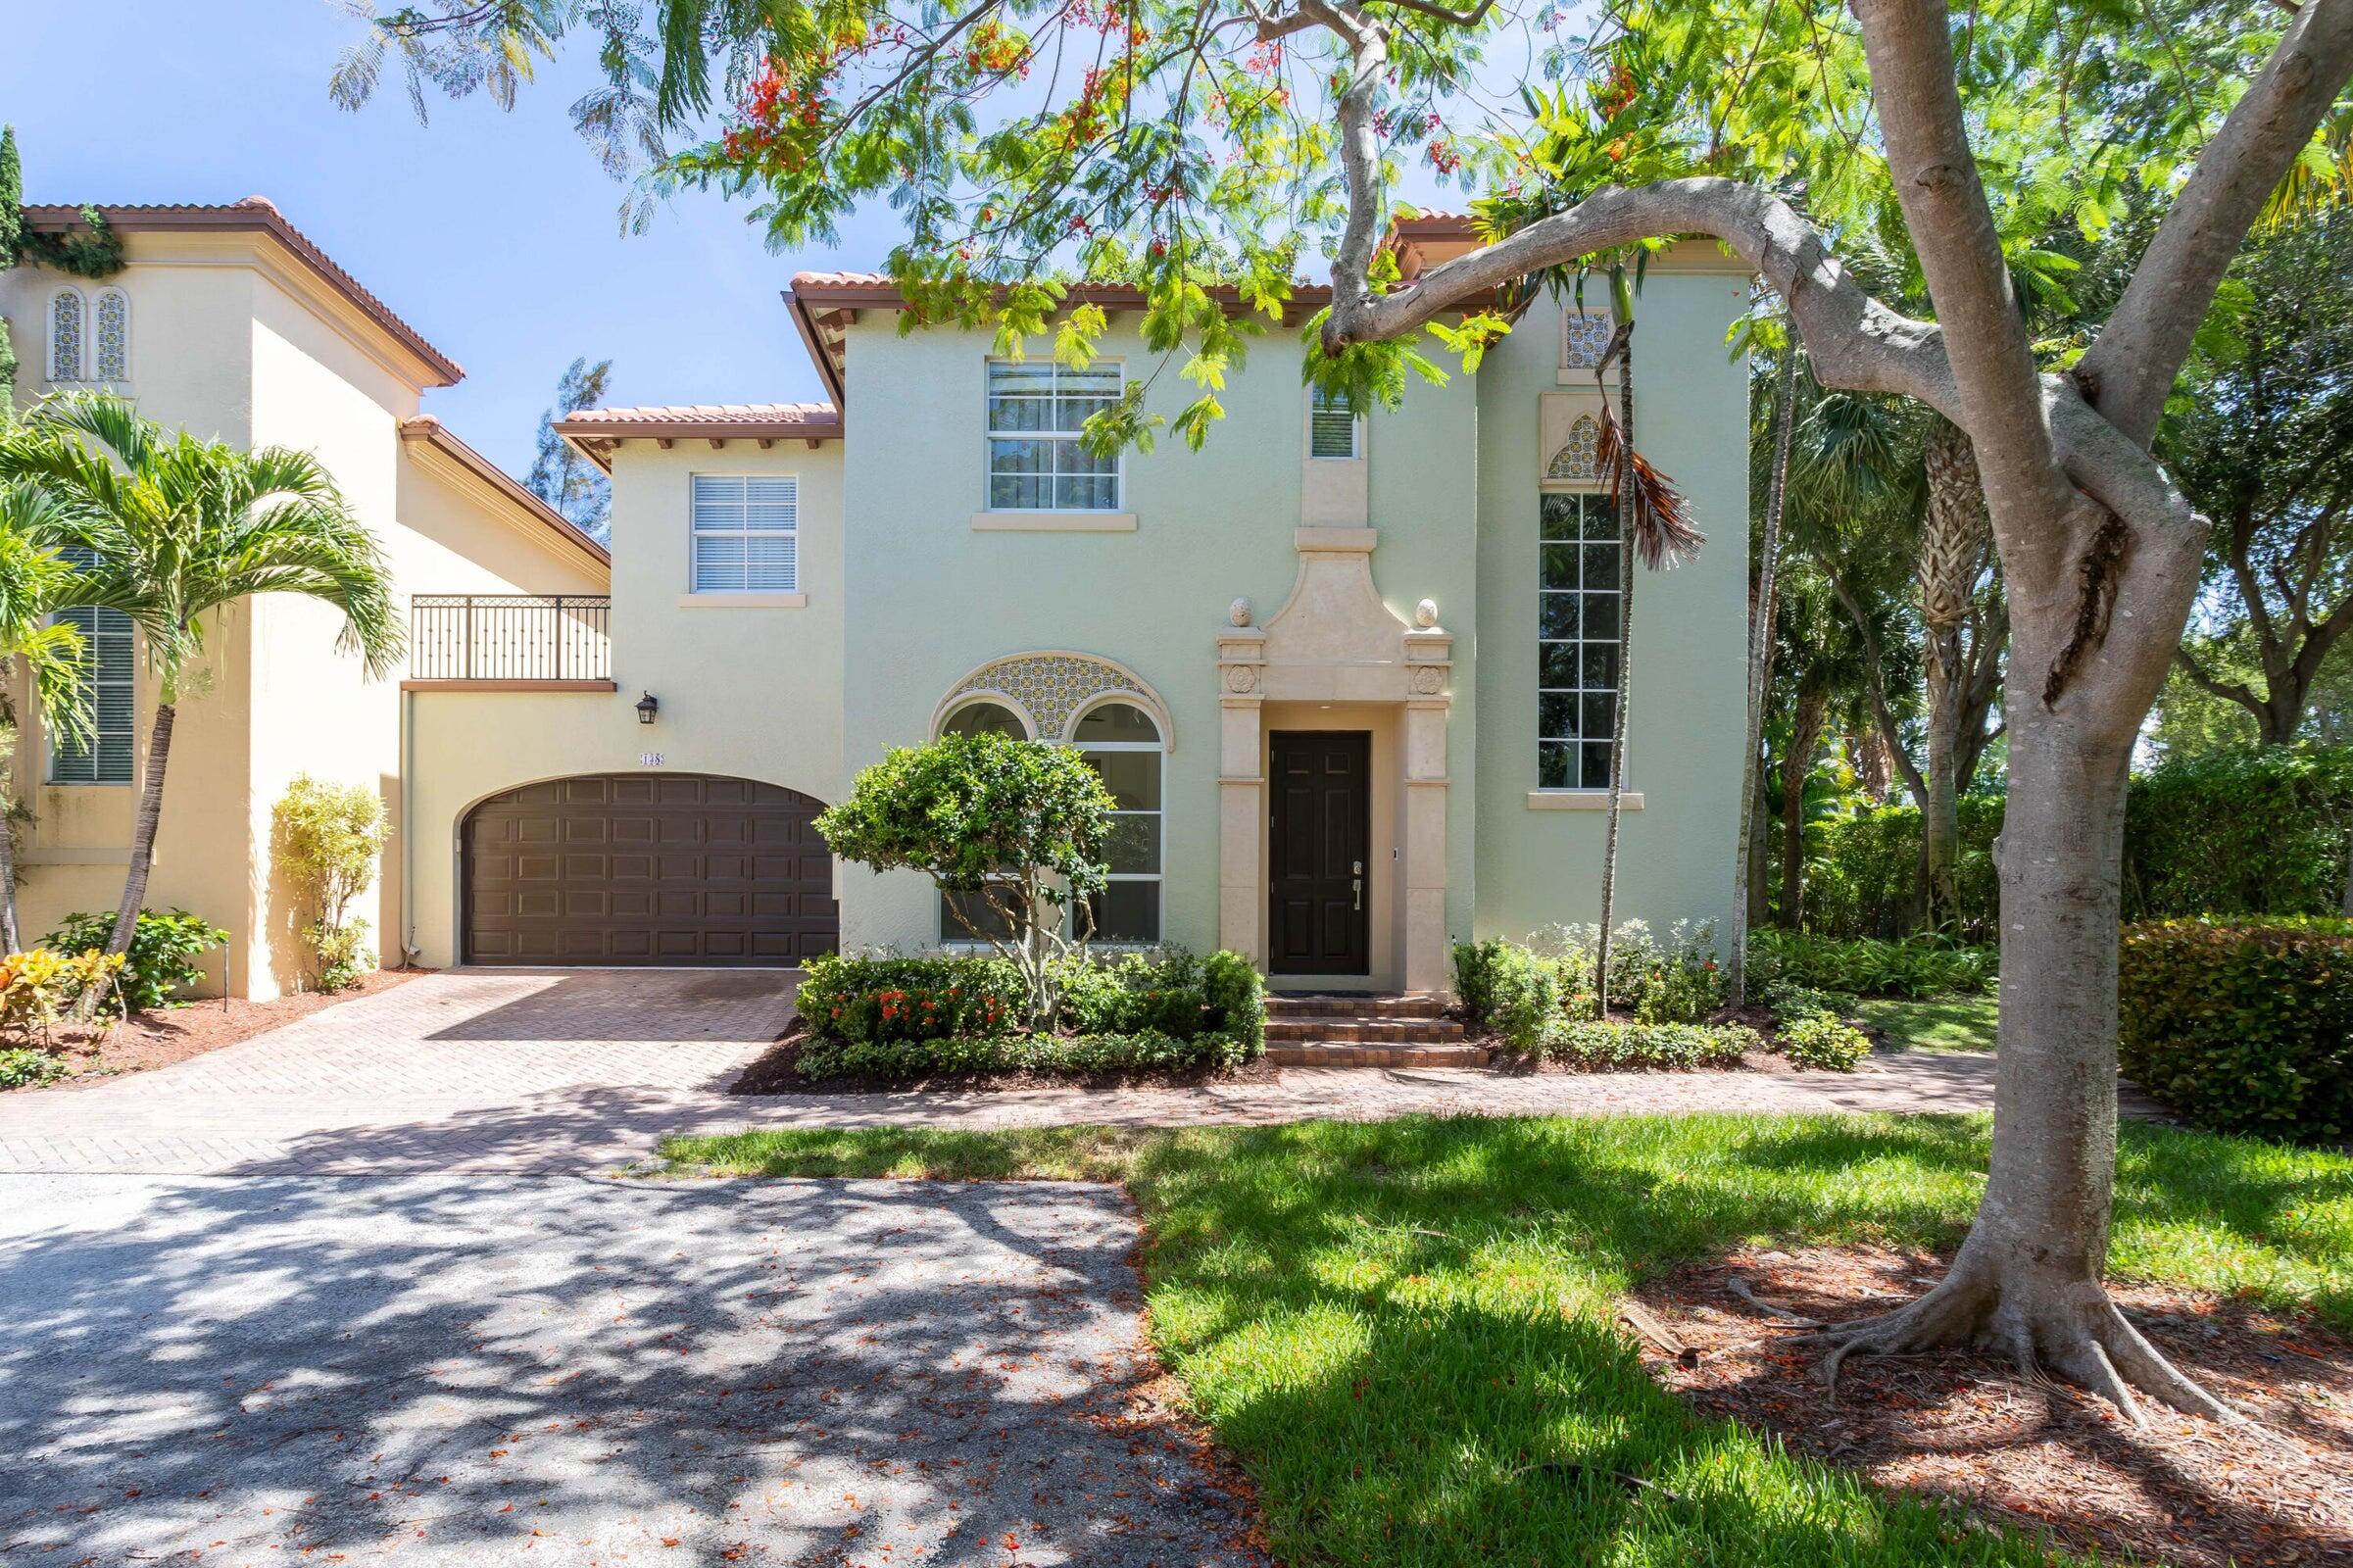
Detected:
[
  {"left": 1595, "top": 332, "right": 1637, "bottom": 1014},
  {"left": 1779, "top": 683, "right": 1828, "bottom": 930},
  {"left": 1731, "top": 329, "right": 1800, "bottom": 1004},
  {"left": 1918, "top": 419, "right": 1989, "bottom": 930},
  {"left": 109, "top": 701, "right": 174, "bottom": 959}
]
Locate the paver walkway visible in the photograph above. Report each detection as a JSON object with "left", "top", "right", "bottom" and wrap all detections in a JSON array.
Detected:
[
  {"left": 0, "top": 1171, "right": 1267, "bottom": 1566},
  {"left": 0, "top": 969, "right": 2045, "bottom": 1175}
]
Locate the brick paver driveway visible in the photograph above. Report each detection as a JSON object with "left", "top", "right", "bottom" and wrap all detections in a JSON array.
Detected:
[{"left": 0, "top": 968, "right": 2019, "bottom": 1176}]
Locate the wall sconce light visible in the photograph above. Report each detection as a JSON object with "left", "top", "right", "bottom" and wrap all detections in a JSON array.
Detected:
[{"left": 635, "top": 691, "right": 660, "bottom": 725}]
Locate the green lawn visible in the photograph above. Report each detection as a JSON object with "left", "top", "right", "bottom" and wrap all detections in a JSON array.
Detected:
[
  {"left": 1852, "top": 995, "right": 2001, "bottom": 1053},
  {"left": 658, "top": 1113, "right": 2353, "bottom": 1567}
]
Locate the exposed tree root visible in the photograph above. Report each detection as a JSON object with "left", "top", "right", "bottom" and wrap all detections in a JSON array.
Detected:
[{"left": 1796, "top": 1268, "right": 2254, "bottom": 1428}]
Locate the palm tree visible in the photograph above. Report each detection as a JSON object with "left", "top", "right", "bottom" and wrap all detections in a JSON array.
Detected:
[
  {"left": 0, "top": 476, "right": 97, "bottom": 953},
  {"left": 0, "top": 392, "right": 401, "bottom": 956}
]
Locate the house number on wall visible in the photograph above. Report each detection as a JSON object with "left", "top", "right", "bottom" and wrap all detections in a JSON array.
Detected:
[{"left": 638, "top": 752, "right": 665, "bottom": 767}]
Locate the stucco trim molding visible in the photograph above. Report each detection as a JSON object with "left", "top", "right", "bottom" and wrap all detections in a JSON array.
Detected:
[
  {"left": 1526, "top": 790, "right": 1645, "bottom": 810},
  {"left": 933, "top": 650, "right": 1175, "bottom": 750},
  {"left": 674, "top": 592, "right": 809, "bottom": 610},
  {"left": 970, "top": 512, "right": 1139, "bottom": 533}
]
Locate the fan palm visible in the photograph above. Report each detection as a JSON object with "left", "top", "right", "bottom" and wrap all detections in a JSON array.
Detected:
[
  {"left": 0, "top": 392, "right": 401, "bottom": 956},
  {"left": 0, "top": 476, "right": 100, "bottom": 953}
]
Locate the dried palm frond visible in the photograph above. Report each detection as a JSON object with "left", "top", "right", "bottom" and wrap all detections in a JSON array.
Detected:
[{"left": 1595, "top": 398, "right": 1704, "bottom": 569}]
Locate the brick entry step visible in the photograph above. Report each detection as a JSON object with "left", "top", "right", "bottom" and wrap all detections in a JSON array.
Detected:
[{"left": 1261, "top": 993, "right": 1492, "bottom": 1067}]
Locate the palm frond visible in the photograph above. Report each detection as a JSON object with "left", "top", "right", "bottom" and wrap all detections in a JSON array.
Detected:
[{"left": 1594, "top": 398, "right": 1703, "bottom": 569}]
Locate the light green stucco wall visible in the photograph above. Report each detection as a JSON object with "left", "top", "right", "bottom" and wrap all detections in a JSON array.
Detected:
[
  {"left": 837, "top": 316, "right": 1482, "bottom": 956},
  {"left": 1472, "top": 270, "right": 1752, "bottom": 945}
]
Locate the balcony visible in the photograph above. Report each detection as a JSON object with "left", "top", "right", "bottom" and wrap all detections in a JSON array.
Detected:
[{"left": 404, "top": 594, "right": 614, "bottom": 690}]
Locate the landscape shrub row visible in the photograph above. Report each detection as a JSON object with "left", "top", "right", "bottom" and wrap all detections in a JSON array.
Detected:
[
  {"left": 1538, "top": 1018, "right": 1758, "bottom": 1070},
  {"left": 792, "top": 948, "right": 1264, "bottom": 1082},
  {"left": 1452, "top": 921, "right": 1727, "bottom": 1047},
  {"left": 1746, "top": 930, "right": 1995, "bottom": 998},
  {"left": 2118, "top": 917, "right": 2353, "bottom": 1143}
]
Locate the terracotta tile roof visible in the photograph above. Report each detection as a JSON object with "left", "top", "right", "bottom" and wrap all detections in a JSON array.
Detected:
[
  {"left": 559, "top": 402, "right": 841, "bottom": 428},
  {"left": 22, "top": 197, "right": 464, "bottom": 386},
  {"left": 399, "top": 416, "right": 611, "bottom": 568},
  {"left": 554, "top": 403, "right": 845, "bottom": 471}
]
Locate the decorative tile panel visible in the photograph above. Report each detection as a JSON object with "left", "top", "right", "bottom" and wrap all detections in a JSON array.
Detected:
[{"left": 943, "top": 653, "right": 1164, "bottom": 743}]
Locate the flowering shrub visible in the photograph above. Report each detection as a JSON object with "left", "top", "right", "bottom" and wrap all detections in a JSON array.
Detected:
[
  {"left": 796, "top": 955, "right": 1025, "bottom": 1046},
  {"left": 0, "top": 947, "right": 123, "bottom": 1040}
]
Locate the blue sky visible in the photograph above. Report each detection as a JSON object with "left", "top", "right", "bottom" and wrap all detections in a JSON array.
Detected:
[
  {"left": 3, "top": 0, "right": 907, "bottom": 473},
  {"left": 5, "top": 2, "right": 1485, "bottom": 479}
]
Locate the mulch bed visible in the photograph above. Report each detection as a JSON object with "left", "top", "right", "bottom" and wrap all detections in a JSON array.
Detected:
[
  {"left": 730, "top": 1021, "right": 1284, "bottom": 1095},
  {"left": 12, "top": 966, "right": 424, "bottom": 1092},
  {"left": 1629, "top": 1244, "right": 2353, "bottom": 1567}
]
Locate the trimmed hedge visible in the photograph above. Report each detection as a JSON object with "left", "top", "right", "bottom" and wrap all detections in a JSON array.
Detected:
[
  {"left": 2119, "top": 918, "right": 2353, "bottom": 1141},
  {"left": 1540, "top": 1019, "right": 1758, "bottom": 1070},
  {"left": 2124, "top": 746, "right": 2353, "bottom": 919},
  {"left": 791, "top": 948, "right": 1265, "bottom": 1082},
  {"left": 795, "top": 1027, "right": 1253, "bottom": 1082}
]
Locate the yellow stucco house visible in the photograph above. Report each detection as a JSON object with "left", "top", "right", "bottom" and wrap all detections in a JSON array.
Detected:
[{"left": 2, "top": 199, "right": 1751, "bottom": 999}]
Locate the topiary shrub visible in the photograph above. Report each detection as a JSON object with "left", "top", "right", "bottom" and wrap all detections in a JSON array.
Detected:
[
  {"left": 1202, "top": 948, "right": 1266, "bottom": 1048},
  {"left": 43, "top": 908, "right": 226, "bottom": 1014},
  {"left": 1779, "top": 1011, "right": 1873, "bottom": 1071},
  {"left": 1451, "top": 938, "right": 1563, "bottom": 1049},
  {"left": 1540, "top": 1019, "right": 1758, "bottom": 1070},
  {"left": 2118, "top": 918, "right": 2353, "bottom": 1141}
]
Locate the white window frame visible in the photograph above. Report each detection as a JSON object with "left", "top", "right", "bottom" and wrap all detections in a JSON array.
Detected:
[
  {"left": 1307, "top": 383, "right": 1363, "bottom": 461},
  {"left": 687, "top": 473, "right": 798, "bottom": 596},
  {"left": 983, "top": 359, "right": 1125, "bottom": 514},
  {"left": 1071, "top": 701, "right": 1163, "bottom": 947},
  {"left": 48, "top": 603, "right": 136, "bottom": 786},
  {"left": 1537, "top": 490, "right": 1623, "bottom": 793},
  {"left": 47, "top": 287, "right": 86, "bottom": 383}
]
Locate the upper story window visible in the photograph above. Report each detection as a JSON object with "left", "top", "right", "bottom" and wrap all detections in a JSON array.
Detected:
[
  {"left": 985, "top": 360, "right": 1121, "bottom": 512},
  {"left": 689, "top": 474, "right": 797, "bottom": 593},
  {"left": 1308, "top": 384, "right": 1362, "bottom": 460},
  {"left": 1563, "top": 308, "right": 1616, "bottom": 372},
  {"left": 92, "top": 289, "right": 129, "bottom": 381},
  {"left": 47, "top": 290, "right": 84, "bottom": 382},
  {"left": 1538, "top": 491, "right": 1621, "bottom": 791}
]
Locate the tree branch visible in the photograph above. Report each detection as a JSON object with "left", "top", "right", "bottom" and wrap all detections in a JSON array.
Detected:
[
  {"left": 2078, "top": 0, "right": 2353, "bottom": 449},
  {"left": 2172, "top": 644, "right": 2267, "bottom": 719}
]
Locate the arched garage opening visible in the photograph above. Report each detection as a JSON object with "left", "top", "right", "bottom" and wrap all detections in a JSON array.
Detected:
[{"left": 462, "top": 773, "right": 837, "bottom": 966}]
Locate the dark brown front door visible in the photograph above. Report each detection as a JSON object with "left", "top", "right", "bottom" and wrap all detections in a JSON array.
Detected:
[
  {"left": 1268, "top": 730, "right": 1370, "bottom": 975},
  {"left": 463, "top": 773, "right": 837, "bottom": 966}
]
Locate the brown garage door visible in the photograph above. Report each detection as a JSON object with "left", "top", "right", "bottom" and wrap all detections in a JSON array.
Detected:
[{"left": 463, "top": 773, "right": 838, "bottom": 966}]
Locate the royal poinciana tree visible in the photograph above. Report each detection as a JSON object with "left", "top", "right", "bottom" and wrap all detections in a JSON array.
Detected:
[{"left": 344, "top": 0, "right": 2353, "bottom": 1416}]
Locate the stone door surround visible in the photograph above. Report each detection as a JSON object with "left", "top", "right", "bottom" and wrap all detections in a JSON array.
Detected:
[{"left": 1218, "top": 526, "right": 1451, "bottom": 992}]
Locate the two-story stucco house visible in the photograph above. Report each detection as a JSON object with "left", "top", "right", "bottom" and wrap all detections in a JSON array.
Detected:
[{"left": 3, "top": 199, "right": 1749, "bottom": 999}]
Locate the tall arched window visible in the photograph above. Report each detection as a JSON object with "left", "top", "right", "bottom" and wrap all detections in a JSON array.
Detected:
[
  {"left": 936, "top": 699, "right": 1031, "bottom": 940},
  {"left": 1073, "top": 701, "right": 1162, "bottom": 943},
  {"left": 91, "top": 289, "right": 129, "bottom": 382},
  {"left": 47, "top": 289, "right": 84, "bottom": 382}
]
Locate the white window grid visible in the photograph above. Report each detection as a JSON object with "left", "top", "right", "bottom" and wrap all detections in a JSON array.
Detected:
[
  {"left": 984, "top": 360, "right": 1124, "bottom": 512},
  {"left": 1538, "top": 491, "right": 1623, "bottom": 791},
  {"left": 689, "top": 474, "right": 798, "bottom": 593}
]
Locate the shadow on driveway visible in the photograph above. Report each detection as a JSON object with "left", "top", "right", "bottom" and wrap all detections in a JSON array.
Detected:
[{"left": 0, "top": 1172, "right": 1268, "bottom": 1565}]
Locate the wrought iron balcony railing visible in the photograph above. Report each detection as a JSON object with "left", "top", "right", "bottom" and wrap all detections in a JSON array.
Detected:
[{"left": 408, "top": 594, "right": 613, "bottom": 683}]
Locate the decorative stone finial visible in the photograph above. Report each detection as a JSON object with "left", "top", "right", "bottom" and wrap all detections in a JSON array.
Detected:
[
  {"left": 1229, "top": 597, "right": 1253, "bottom": 627},
  {"left": 1414, "top": 598, "right": 1439, "bottom": 629}
]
